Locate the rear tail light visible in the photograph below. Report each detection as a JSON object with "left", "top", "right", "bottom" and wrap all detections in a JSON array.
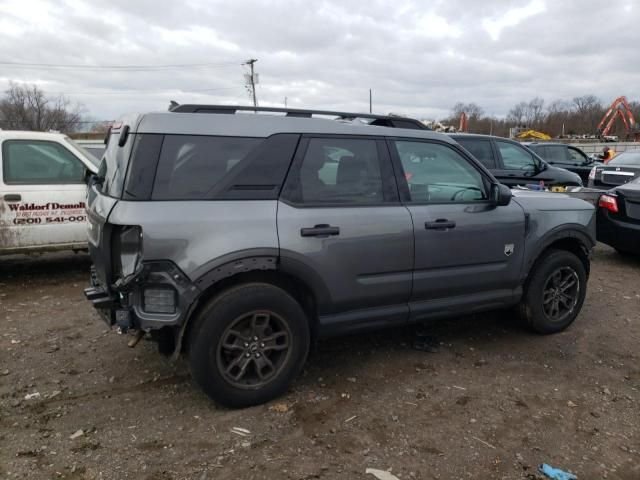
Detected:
[
  {"left": 598, "top": 194, "right": 619, "bottom": 213},
  {"left": 588, "top": 166, "right": 597, "bottom": 181},
  {"left": 143, "top": 287, "right": 176, "bottom": 314}
]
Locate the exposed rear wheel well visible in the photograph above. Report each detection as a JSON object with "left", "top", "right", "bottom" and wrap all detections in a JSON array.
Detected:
[{"left": 178, "top": 270, "right": 318, "bottom": 355}]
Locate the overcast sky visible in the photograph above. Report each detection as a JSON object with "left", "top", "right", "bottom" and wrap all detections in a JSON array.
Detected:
[{"left": 0, "top": 0, "right": 638, "bottom": 122}]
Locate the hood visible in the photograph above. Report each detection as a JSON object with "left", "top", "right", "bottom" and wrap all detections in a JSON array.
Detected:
[
  {"left": 511, "top": 189, "right": 594, "bottom": 211},
  {"left": 544, "top": 164, "right": 583, "bottom": 184}
]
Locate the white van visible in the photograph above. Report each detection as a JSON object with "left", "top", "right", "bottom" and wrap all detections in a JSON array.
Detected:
[{"left": 0, "top": 131, "right": 100, "bottom": 255}]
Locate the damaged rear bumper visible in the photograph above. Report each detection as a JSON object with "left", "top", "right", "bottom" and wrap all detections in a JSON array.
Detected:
[{"left": 84, "top": 261, "right": 200, "bottom": 331}]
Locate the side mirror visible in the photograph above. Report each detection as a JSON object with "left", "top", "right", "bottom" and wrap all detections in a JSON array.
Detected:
[{"left": 491, "top": 183, "right": 512, "bottom": 207}]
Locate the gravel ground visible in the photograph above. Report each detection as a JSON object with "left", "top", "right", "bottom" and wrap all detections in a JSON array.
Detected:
[{"left": 1, "top": 245, "right": 639, "bottom": 480}]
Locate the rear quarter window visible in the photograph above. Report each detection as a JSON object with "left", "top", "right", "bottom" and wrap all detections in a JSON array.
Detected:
[{"left": 149, "top": 134, "right": 299, "bottom": 201}]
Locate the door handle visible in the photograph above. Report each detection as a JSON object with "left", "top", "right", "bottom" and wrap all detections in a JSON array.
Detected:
[
  {"left": 425, "top": 219, "right": 456, "bottom": 230},
  {"left": 300, "top": 224, "right": 340, "bottom": 237},
  {"left": 3, "top": 194, "right": 21, "bottom": 202}
]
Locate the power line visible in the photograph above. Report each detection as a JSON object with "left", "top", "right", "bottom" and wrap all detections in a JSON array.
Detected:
[
  {"left": 47, "top": 86, "right": 244, "bottom": 96},
  {"left": 0, "top": 60, "right": 243, "bottom": 71}
]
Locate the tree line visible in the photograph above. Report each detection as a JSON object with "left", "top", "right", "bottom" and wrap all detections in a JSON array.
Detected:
[{"left": 446, "top": 96, "right": 640, "bottom": 138}]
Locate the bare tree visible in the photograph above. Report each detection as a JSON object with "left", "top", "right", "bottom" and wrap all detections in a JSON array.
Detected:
[
  {"left": 451, "top": 102, "right": 484, "bottom": 120},
  {"left": 507, "top": 102, "right": 527, "bottom": 125},
  {"left": 0, "top": 82, "right": 84, "bottom": 132}
]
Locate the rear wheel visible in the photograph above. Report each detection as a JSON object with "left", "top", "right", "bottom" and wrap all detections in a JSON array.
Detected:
[
  {"left": 189, "top": 283, "right": 310, "bottom": 408},
  {"left": 517, "top": 249, "right": 587, "bottom": 334}
]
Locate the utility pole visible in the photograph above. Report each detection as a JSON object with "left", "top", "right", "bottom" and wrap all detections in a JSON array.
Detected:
[
  {"left": 245, "top": 58, "right": 258, "bottom": 109},
  {"left": 369, "top": 89, "right": 372, "bottom": 114}
]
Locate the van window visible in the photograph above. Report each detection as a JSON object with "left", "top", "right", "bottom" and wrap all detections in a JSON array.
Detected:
[
  {"left": 152, "top": 135, "right": 262, "bottom": 200},
  {"left": 2, "top": 140, "right": 85, "bottom": 185}
]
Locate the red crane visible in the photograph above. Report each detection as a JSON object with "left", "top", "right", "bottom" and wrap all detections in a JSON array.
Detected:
[
  {"left": 458, "top": 112, "right": 468, "bottom": 133},
  {"left": 597, "top": 96, "right": 639, "bottom": 140}
]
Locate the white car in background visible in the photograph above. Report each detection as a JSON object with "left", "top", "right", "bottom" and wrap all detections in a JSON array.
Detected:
[{"left": 0, "top": 130, "right": 99, "bottom": 255}]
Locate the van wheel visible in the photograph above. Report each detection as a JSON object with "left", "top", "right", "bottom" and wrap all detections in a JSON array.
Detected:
[
  {"left": 188, "top": 283, "right": 310, "bottom": 408},
  {"left": 517, "top": 249, "right": 587, "bottom": 334}
]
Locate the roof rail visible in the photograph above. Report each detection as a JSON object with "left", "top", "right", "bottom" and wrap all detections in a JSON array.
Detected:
[{"left": 169, "top": 104, "right": 429, "bottom": 130}]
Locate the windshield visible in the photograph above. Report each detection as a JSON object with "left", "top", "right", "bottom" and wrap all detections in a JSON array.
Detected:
[
  {"left": 609, "top": 151, "right": 640, "bottom": 166},
  {"left": 64, "top": 137, "right": 101, "bottom": 167}
]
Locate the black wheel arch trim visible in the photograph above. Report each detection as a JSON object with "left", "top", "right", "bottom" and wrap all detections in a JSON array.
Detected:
[{"left": 523, "top": 224, "right": 594, "bottom": 281}]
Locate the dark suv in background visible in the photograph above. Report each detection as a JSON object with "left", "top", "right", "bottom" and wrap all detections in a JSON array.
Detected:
[
  {"left": 450, "top": 134, "right": 583, "bottom": 189},
  {"left": 85, "top": 106, "right": 595, "bottom": 407},
  {"left": 525, "top": 142, "right": 601, "bottom": 184}
]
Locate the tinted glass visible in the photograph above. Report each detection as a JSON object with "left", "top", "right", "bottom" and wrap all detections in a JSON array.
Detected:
[
  {"left": 608, "top": 152, "right": 640, "bottom": 166},
  {"left": 546, "top": 145, "right": 568, "bottom": 162},
  {"left": 568, "top": 147, "right": 587, "bottom": 163},
  {"left": 394, "top": 141, "right": 487, "bottom": 203},
  {"left": 496, "top": 141, "right": 537, "bottom": 171},
  {"left": 2, "top": 140, "right": 85, "bottom": 185},
  {"left": 293, "top": 138, "right": 384, "bottom": 204},
  {"left": 455, "top": 138, "right": 495, "bottom": 168},
  {"left": 152, "top": 135, "right": 262, "bottom": 200}
]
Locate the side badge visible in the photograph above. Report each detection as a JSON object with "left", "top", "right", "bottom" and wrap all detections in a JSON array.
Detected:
[{"left": 504, "top": 243, "right": 515, "bottom": 257}]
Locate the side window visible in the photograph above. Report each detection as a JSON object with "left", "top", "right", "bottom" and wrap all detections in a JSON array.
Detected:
[
  {"left": 152, "top": 135, "right": 262, "bottom": 200},
  {"left": 455, "top": 138, "right": 496, "bottom": 168},
  {"left": 393, "top": 141, "right": 488, "bottom": 203},
  {"left": 546, "top": 146, "right": 569, "bottom": 163},
  {"left": 285, "top": 138, "right": 385, "bottom": 204},
  {"left": 568, "top": 147, "right": 587, "bottom": 164},
  {"left": 496, "top": 141, "right": 537, "bottom": 171},
  {"left": 2, "top": 140, "right": 85, "bottom": 185}
]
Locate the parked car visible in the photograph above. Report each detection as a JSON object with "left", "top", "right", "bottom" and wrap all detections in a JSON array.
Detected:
[
  {"left": 84, "top": 105, "right": 596, "bottom": 408},
  {"left": 0, "top": 131, "right": 99, "bottom": 255},
  {"left": 588, "top": 150, "right": 640, "bottom": 189},
  {"left": 596, "top": 177, "right": 640, "bottom": 255},
  {"left": 524, "top": 142, "right": 602, "bottom": 184},
  {"left": 450, "top": 134, "right": 583, "bottom": 189}
]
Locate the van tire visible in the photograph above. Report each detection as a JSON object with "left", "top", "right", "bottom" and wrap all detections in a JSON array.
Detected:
[
  {"left": 188, "top": 283, "right": 310, "bottom": 408},
  {"left": 517, "top": 249, "right": 587, "bottom": 334}
]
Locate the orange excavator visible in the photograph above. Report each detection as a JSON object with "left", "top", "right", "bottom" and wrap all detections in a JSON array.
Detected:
[{"left": 597, "top": 96, "right": 640, "bottom": 141}]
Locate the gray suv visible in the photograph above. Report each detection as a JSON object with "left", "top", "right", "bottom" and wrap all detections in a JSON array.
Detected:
[{"left": 85, "top": 105, "right": 596, "bottom": 407}]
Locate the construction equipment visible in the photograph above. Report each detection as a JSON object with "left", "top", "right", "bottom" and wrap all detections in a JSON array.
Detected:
[
  {"left": 458, "top": 112, "right": 469, "bottom": 133},
  {"left": 515, "top": 129, "right": 552, "bottom": 141},
  {"left": 597, "top": 96, "right": 640, "bottom": 141}
]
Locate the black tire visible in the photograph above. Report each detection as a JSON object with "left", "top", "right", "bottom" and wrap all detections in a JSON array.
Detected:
[
  {"left": 188, "top": 283, "right": 310, "bottom": 408},
  {"left": 517, "top": 249, "right": 587, "bottom": 334}
]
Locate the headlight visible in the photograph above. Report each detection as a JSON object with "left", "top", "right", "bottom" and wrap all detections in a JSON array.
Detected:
[{"left": 588, "top": 166, "right": 597, "bottom": 181}]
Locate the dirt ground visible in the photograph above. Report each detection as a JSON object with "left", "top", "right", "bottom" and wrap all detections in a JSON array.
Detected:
[{"left": 1, "top": 245, "right": 639, "bottom": 480}]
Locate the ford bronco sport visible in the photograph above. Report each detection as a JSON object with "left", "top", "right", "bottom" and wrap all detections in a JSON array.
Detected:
[{"left": 85, "top": 105, "right": 596, "bottom": 407}]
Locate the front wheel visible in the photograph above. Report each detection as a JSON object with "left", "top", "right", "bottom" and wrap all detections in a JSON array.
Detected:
[
  {"left": 517, "top": 249, "right": 587, "bottom": 334},
  {"left": 189, "top": 283, "right": 310, "bottom": 408}
]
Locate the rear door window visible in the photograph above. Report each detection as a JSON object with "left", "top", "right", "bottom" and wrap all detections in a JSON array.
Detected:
[
  {"left": 455, "top": 138, "right": 496, "bottom": 169},
  {"left": 152, "top": 135, "right": 262, "bottom": 200},
  {"left": 282, "top": 137, "right": 395, "bottom": 205},
  {"left": 546, "top": 145, "right": 569, "bottom": 163}
]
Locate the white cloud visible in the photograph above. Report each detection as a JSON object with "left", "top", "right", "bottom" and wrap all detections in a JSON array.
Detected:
[{"left": 482, "top": 0, "right": 547, "bottom": 41}]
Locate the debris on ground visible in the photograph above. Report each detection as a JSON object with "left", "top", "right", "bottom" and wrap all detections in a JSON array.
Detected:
[
  {"left": 268, "top": 403, "right": 289, "bottom": 413},
  {"left": 69, "top": 429, "right": 84, "bottom": 440},
  {"left": 24, "top": 392, "right": 40, "bottom": 400},
  {"left": 365, "top": 467, "right": 401, "bottom": 480},
  {"left": 230, "top": 427, "right": 251, "bottom": 437},
  {"left": 538, "top": 463, "right": 577, "bottom": 480}
]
